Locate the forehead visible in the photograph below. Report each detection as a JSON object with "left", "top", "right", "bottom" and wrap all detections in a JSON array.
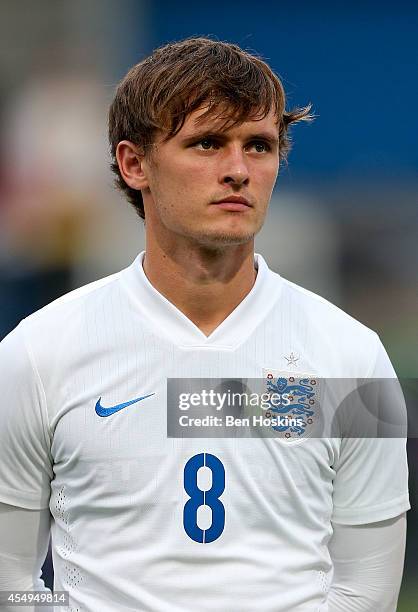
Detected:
[{"left": 178, "top": 105, "right": 279, "bottom": 137}]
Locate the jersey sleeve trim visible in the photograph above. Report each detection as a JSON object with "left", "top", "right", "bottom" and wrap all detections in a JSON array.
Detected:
[
  {"left": 0, "top": 484, "right": 50, "bottom": 510},
  {"left": 331, "top": 492, "right": 411, "bottom": 525}
]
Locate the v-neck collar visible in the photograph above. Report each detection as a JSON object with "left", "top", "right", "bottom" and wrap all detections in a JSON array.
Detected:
[{"left": 120, "top": 251, "right": 282, "bottom": 349}]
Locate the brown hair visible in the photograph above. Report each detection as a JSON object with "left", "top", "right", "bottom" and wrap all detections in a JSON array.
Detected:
[{"left": 108, "top": 37, "right": 313, "bottom": 219}]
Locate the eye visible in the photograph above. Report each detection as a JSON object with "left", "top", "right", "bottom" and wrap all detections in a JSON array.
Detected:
[
  {"left": 249, "top": 140, "right": 271, "bottom": 153},
  {"left": 196, "top": 138, "right": 218, "bottom": 150}
]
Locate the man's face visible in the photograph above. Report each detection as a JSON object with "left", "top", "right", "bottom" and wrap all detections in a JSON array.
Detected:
[{"left": 141, "top": 106, "right": 280, "bottom": 247}]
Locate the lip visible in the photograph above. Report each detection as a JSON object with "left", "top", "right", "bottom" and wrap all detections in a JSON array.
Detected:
[{"left": 212, "top": 196, "right": 252, "bottom": 212}]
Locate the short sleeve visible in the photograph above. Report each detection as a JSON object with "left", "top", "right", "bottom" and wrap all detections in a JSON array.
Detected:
[
  {"left": 0, "top": 322, "right": 52, "bottom": 509},
  {"left": 331, "top": 334, "right": 411, "bottom": 525}
]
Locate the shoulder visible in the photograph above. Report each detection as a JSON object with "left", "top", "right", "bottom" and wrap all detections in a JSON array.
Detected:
[
  {"left": 282, "top": 276, "right": 374, "bottom": 336},
  {"left": 4, "top": 267, "right": 127, "bottom": 363},
  {"left": 270, "top": 270, "right": 384, "bottom": 376},
  {"left": 23, "top": 267, "right": 122, "bottom": 327},
  {"left": 27, "top": 269, "right": 122, "bottom": 322}
]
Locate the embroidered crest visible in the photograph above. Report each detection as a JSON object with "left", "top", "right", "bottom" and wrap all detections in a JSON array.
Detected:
[{"left": 262, "top": 369, "right": 321, "bottom": 440}]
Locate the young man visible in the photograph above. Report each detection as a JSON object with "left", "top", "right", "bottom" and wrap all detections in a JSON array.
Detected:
[{"left": 0, "top": 37, "right": 410, "bottom": 611}]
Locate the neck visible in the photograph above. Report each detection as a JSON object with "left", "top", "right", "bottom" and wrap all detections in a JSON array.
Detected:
[{"left": 142, "top": 237, "right": 257, "bottom": 337}]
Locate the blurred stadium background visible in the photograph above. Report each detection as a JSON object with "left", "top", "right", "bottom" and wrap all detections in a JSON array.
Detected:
[{"left": 0, "top": 1, "right": 416, "bottom": 609}]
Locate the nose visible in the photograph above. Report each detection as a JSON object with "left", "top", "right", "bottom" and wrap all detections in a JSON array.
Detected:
[{"left": 220, "top": 145, "right": 249, "bottom": 186}]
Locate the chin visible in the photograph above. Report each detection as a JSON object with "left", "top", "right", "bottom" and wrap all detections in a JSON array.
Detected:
[{"left": 191, "top": 228, "right": 257, "bottom": 247}]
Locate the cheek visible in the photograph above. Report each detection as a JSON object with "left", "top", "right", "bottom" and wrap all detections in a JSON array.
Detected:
[
  {"left": 265, "top": 161, "right": 280, "bottom": 186},
  {"left": 148, "top": 164, "right": 187, "bottom": 205},
  {"left": 163, "top": 158, "right": 211, "bottom": 190},
  {"left": 253, "top": 165, "right": 278, "bottom": 195},
  {"left": 155, "top": 171, "right": 203, "bottom": 217},
  {"left": 169, "top": 163, "right": 214, "bottom": 201}
]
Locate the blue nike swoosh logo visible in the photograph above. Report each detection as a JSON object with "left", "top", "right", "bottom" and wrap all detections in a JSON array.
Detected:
[{"left": 95, "top": 393, "right": 155, "bottom": 417}]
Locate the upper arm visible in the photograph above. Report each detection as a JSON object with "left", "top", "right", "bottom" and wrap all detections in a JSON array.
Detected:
[
  {"left": 332, "top": 334, "right": 410, "bottom": 525},
  {"left": 329, "top": 513, "right": 407, "bottom": 563},
  {"left": 0, "top": 322, "right": 52, "bottom": 510},
  {"left": 331, "top": 437, "right": 410, "bottom": 525},
  {"left": 0, "top": 502, "right": 51, "bottom": 561},
  {"left": 0, "top": 502, "right": 51, "bottom": 591},
  {"left": 328, "top": 514, "right": 407, "bottom": 612}
]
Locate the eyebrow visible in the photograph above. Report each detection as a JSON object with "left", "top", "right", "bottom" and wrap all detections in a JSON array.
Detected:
[{"left": 180, "top": 130, "right": 279, "bottom": 146}]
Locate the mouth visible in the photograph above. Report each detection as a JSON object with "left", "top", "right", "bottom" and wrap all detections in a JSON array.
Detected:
[{"left": 212, "top": 196, "right": 252, "bottom": 212}]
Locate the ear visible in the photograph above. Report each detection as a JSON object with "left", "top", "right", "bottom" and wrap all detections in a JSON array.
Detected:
[{"left": 116, "top": 140, "right": 149, "bottom": 190}]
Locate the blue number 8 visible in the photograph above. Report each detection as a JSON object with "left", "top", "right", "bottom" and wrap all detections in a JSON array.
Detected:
[{"left": 183, "top": 453, "right": 225, "bottom": 543}]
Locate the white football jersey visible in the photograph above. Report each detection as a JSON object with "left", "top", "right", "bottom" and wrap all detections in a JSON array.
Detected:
[{"left": 0, "top": 252, "right": 410, "bottom": 612}]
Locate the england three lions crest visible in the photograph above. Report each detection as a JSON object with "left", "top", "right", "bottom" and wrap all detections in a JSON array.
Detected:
[{"left": 261, "top": 369, "right": 322, "bottom": 440}]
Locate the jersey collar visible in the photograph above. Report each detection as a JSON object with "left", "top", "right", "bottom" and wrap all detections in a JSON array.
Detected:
[{"left": 121, "top": 251, "right": 282, "bottom": 349}]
